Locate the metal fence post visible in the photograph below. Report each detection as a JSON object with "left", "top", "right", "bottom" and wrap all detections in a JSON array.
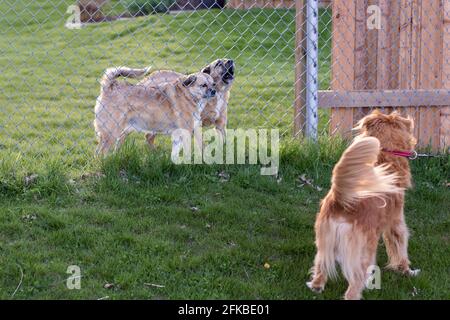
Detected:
[
  {"left": 294, "top": 0, "right": 307, "bottom": 138},
  {"left": 306, "top": 0, "right": 319, "bottom": 140}
]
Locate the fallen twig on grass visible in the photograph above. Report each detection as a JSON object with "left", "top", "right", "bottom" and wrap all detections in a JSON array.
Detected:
[
  {"left": 144, "top": 283, "right": 165, "bottom": 288},
  {"left": 11, "top": 264, "right": 24, "bottom": 298}
]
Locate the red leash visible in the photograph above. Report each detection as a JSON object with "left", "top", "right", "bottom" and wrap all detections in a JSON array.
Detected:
[{"left": 381, "top": 148, "right": 418, "bottom": 160}]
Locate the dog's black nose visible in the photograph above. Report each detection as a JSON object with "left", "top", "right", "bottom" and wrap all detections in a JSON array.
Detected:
[
  {"left": 211, "top": 90, "right": 216, "bottom": 96},
  {"left": 227, "top": 60, "right": 234, "bottom": 65}
]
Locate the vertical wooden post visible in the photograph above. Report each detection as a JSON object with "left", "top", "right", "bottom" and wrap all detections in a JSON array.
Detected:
[
  {"left": 398, "top": 0, "right": 411, "bottom": 91},
  {"left": 354, "top": 0, "right": 369, "bottom": 92},
  {"left": 330, "top": 0, "right": 356, "bottom": 138},
  {"left": 388, "top": 0, "right": 401, "bottom": 90},
  {"left": 376, "top": 0, "right": 401, "bottom": 115},
  {"left": 294, "top": 0, "right": 307, "bottom": 137},
  {"left": 418, "top": 0, "right": 442, "bottom": 150},
  {"left": 376, "top": 0, "right": 390, "bottom": 91},
  {"left": 353, "top": 0, "right": 369, "bottom": 121},
  {"left": 399, "top": 0, "right": 421, "bottom": 139},
  {"left": 366, "top": 0, "right": 379, "bottom": 90},
  {"left": 441, "top": 0, "right": 450, "bottom": 151}
]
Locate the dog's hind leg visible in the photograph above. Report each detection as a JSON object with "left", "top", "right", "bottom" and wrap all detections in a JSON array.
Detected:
[
  {"left": 383, "top": 205, "right": 420, "bottom": 276},
  {"left": 307, "top": 252, "right": 329, "bottom": 293},
  {"left": 96, "top": 135, "right": 115, "bottom": 155},
  {"left": 215, "top": 117, "right": 226, "bottom": 145},
  {"left": 342, "top": 229, "right": 378, "bottom": 300},
  {"left": 115, "top": 126, "right": 135, "bottom": 152},
  {"left": 307, "top": 219, "right": 337, "bottom": 293}
]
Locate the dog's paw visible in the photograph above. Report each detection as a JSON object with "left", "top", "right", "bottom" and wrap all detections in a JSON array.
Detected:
[
  {"left": 407, "top": 268, "right": 421, "bottom": 277},
  {"left": 306, "top": 281, "right": 324, "bottom": 294}
]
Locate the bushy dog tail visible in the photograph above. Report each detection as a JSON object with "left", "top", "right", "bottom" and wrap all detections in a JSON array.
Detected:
[
  {"left": 331, "top": 136, "right": 403, "bottom": 209},
  {"left": 101, "top": 66, "right": 151, "bottom": 90}
]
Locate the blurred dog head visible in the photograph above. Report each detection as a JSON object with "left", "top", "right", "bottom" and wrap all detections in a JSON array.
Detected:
[
  {"left": 201, "top": 58, "right": 235, "bottom": 91},
  {"left": 355, "top": 110, "right": 417, "bottom": 151}
]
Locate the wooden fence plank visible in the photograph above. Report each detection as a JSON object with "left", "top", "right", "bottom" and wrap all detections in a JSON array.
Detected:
[
  {"left": 376, "top": 0, "right": 401, "bottom": 115},
  {"left": 407, "top": 0, "right": 422, "bottom": 139},
  {"left": 418, "top": 0, "right": 442, "bottom": 149},
  {"left": 353, "top": 0, "right": 369, "bottom": 121},
  {"left": 318, "top": 89, "right": 450, "bottom": 108},
  {"left": 442, "top": 0, "right": 450, "bottom": 151},
  {"left": 389, "top": 0, "right": 401, "bottom": 90},
  {"left": 399, "top": 0, "right": 421, "bottom": 138},
  {"left": 330, "top": 0, "right": 356, "bottom": 137},
  {"left": 399, "top": 0, "right": 412, "bottom": 92},
  {"left": 367, "top": 0, "right": 379, "bottom": 90},
  {"left": 376, "top": 0, "right": 390, "bottom": 92}
]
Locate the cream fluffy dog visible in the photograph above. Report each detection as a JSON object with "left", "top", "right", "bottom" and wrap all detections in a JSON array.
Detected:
[
  {"left": 94, "top": 67, "right": 216, "bottom": 157},
  {"left": 138, "top": 59, "right": 235, "bottom": 146}
]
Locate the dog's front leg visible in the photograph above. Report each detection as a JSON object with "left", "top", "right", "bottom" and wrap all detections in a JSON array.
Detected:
[
  {"left": 114, "top": 125, "right": 136, "bottom": 152},
  {"left": 171, "top": 129, "right": 192, "bottom": 164},
  {"left": 215, "top": 108, "right": 227, "bottom": 145},
  {"left": 215, "top": 123, "right": 226, "bottom": 146},
  {"left": 96, "top": 137, "right": 114, "bottom": 156},
  {"left": 193, "top": 124, "right": 203, "bottom": 164},
  {"left": 171, "top": 136, "right": 183, "bottom": 163}
]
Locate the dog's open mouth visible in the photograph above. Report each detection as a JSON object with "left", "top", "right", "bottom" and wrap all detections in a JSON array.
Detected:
[
  {"left": 222, "top": 73, "right": 234, "bottom": 84},
  {"left": 222, "top": 61, "right": 235, "bottom": 84}
]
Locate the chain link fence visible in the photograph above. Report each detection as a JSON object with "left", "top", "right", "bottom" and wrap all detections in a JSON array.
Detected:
[{"left": 0, "top": 1, "right": 448, "bottom": 172}]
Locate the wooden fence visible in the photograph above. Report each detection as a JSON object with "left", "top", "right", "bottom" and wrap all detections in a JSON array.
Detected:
[{"left": 294, "top": 0, "right": 449, "bottom": 151}]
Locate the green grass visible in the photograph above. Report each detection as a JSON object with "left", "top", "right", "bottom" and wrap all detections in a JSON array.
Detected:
[
  {"left": 0, "top": 1, "right": 449, "bottom": 300},
  {"left": 0, "top": 139, "right": 449, "bottom": 299}
]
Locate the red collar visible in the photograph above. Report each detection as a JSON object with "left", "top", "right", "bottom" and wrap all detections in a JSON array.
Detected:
[{"left": 382, "top": 148, "right": 417, "bottom": 159}]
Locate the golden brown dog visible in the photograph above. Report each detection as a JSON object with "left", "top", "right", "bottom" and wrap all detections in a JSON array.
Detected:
[
  {"left": 94, "top": 66, "right": 216, "bottom": 156},
  {"left": 307, "top": 110, "right": 420, "bottom": 300},
  {"left": 138, "top": 59, "right": 235, "bottom": 146}
]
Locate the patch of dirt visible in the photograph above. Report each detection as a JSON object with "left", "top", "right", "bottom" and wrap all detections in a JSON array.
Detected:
[{"left": 77, "top": 0, "right": 131, "bottom": 23}]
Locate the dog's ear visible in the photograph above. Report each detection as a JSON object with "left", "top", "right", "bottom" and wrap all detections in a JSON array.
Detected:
[
  {"left": 353, "top": 118, "right": 366, "bottom": 131},
  {"left": 371, "top": 109, "right": 382, "bottom": 116},
  {"left": 399, "top": 115, "right": 414, "bottom": 132},
  {"left": 405, "top": 116, "right": 414, "bottom": 131},
  {"left": 354, "top": 111, "right": 382, "bottom": 131},
  {"left": 182, "top": 75, "right": 197, "bottom": 87},
  {"left": 403, "top": 117, "right": 414, "bottom": 132},
  {"left": 389, "top": 111, "right": 414, "bottom": 132},
  {"left": 202, "top": 65, "right": 211, "bottom": 75}
]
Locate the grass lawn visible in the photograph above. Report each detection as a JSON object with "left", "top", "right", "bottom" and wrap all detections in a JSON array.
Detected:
[{"left": 0, "top": 1, "right": 449, "bottom": 299}]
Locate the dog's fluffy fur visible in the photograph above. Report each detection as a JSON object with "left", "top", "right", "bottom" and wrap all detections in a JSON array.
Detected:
[
  {"left": 94, "top": 66, "right": 216, "bottom": 155},
  {"left": 138, "top": 59, "right": 235, "bottom": 146},
  {"left": 307, "top": 110, "right": 419, "bottom": 300}
]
